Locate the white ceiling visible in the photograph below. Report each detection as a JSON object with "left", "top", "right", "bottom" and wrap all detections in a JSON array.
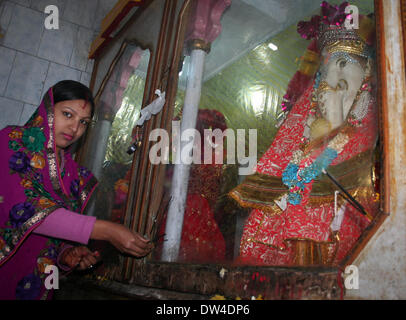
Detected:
[{"left": 186, "top": 0, "right": 322, "bottom": 82}]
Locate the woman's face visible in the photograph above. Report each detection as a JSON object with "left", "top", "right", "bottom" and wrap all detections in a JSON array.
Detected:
[{"left": 54, "top": 99, "right": 92, "bottom": 152}]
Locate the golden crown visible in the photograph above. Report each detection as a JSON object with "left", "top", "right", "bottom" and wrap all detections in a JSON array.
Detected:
[{"left": 318, "top": 16, "right": 375, "bottom": 58}]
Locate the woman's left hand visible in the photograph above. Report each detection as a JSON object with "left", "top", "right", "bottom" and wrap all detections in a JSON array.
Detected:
[{"left": 60, "top": 246, "right": 100, "bottom": 270}]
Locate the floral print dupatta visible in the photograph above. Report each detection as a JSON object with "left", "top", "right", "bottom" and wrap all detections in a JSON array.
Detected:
[{"left": 0, "top": 88, "right": 97, "bottom": 299}]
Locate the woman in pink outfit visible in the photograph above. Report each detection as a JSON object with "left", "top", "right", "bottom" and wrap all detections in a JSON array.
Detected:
[{"left": 0, "top": 80, "right": 153, "bottom": 300}]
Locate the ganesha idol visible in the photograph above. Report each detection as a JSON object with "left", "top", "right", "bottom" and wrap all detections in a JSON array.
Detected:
[{"left": 229, "top": 1, "right": 379, "bottom": 266}]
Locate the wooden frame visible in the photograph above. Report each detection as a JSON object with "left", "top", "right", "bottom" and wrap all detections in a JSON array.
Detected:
[
  {"left": 76, "top": 0, "right": 155, "bottom": 165},
  {"left": 89, "top": 0, "right": 147, "bottom": 59},
  {"left": 401, "top": 0, "right": 406, "bottom": 67},
  {"left": 75, "top": 0, "right": 391, "bottom": 300},
  {"left": 120, "top": 0, "right": 188, "bottom": 281},
  {"left": 338, "top": 0, "right": 390, "bottom": 268}
]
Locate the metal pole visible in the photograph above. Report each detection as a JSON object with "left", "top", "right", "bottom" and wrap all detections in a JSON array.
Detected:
[{"left": 161, "top": 48, "right": 206, "bottom": 262}]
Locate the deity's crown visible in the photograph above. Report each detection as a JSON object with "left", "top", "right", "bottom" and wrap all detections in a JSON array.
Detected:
[{"left": 297, "top": 1, "right": 375, "bottom": 58}]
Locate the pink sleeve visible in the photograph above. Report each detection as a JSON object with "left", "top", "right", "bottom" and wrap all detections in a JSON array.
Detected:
[{"left": 33, "top": 208, "right": 97, "bottom": 244}]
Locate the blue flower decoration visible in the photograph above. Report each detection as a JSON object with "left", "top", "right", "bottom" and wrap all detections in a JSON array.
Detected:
[
  {"left": 282, "top": 163, "right": 299, "bottom": 187},
  {"left": 79, "top": 166, "right": 90, "bottom": 178},
  {"left": 288, "top": 192, "right": 302, "bottom": 205},
  {"left": 296, "top": 180, "right": 306, "bottom": 190},
  {"left": 9, "top": 202, "right": 36, "bottom": 228},
  {"left": 16, "top": 273, "right": 42, "bottom": 300},
  {"left": 9, "top": 151, "right": 31, "bottom": 173},
  {"left": 70, "top": 179, "right": 80, "bottom": 199},
  {"left": 282, "top": 147, "right": 339, "bottom": 206},
  {"left": 47, "top": 246, "right": 58, "bottom": 259}
]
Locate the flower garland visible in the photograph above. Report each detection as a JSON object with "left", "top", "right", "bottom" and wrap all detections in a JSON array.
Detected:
[
  {"left": 282, "top": 148, "right": 337, "bottom": 205},
  {"left": 280, "top": 63, "right": 371, "bottom": 206},
  {"left": 282, "top": 132, "right": 349, "bottom": 205}
]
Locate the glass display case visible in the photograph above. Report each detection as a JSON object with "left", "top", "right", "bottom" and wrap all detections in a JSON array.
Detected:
[{"left": 75, "top": 0, "right": 389, "bottom": 300}]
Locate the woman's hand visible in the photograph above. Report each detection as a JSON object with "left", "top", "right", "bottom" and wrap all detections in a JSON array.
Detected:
[
  {"left": 59, "top": 246, "right": 100, "bottom": 270},
  {"left": 91, "top": 220, "right": 153, "bottom": 257}
]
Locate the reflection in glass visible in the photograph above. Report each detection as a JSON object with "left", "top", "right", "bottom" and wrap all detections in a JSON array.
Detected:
[{"left": 83, "top": 45, "right": 150, "bottom": 225}]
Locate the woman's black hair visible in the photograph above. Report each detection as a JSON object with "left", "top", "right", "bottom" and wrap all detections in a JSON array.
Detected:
[{"left": 52, "top": 80, "right": 95, "bottom": 118}]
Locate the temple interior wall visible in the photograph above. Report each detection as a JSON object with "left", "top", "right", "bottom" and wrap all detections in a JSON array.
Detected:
[{"left": 0, "top": 0, "right": 115, "bottom": 130}]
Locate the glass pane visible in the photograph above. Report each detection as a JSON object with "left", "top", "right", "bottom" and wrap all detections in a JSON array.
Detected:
[
  {"left": 83, "top": 44, "right": 150, "bottom": 223},
  {"left": 153, "top": 0, "right": 379, "bottom": 267}
]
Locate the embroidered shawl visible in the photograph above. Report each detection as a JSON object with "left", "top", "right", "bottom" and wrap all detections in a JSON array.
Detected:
[{"left": 0, "top": 88, "right": 97, "bottom": 299}]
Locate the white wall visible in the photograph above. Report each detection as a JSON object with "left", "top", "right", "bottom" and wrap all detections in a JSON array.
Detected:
[
  {"left": 346, "top": 0, "right": 406, "bottom": 300},
  {"left": 0, "top": 0, "right": 117, "bottom": 130}
]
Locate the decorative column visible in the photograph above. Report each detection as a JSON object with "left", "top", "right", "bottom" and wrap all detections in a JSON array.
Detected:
[{"left": 161, "top": 0, "right": 231, "bottom": 262}]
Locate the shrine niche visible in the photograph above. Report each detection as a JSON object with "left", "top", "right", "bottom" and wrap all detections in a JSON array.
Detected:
[{"left": 62, "top": 0, "right": 390, "bottom": 300}]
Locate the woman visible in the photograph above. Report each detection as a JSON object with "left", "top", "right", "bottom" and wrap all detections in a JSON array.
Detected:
[
  {"left": 230, "top": 2, "right": 379, "bottom": 266},
  {"left": 0, "top": 80, "right": 153, "bottom": 300}
]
